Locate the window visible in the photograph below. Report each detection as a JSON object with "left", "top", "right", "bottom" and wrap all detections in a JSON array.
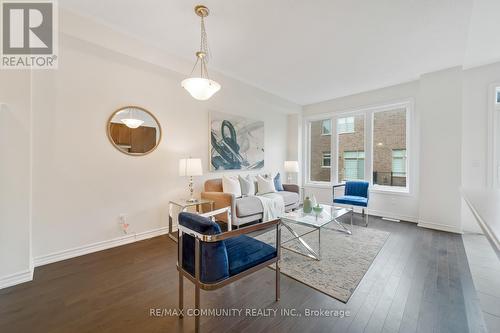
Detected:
[
  {"left": 305, "top": 102, "right": 410, "bottom": 190},
  {"left": 392, "top": 149, "right": 407, "bottom": 177},
  {"left": 337, "top": 117, "right": 355, "bottom": 134},
  {"left": 496, "top": 87, "right": 500, "bottom": 104},
  {"left": 373, "top": 108, "right": 407, "bottom": 188},
  {"left": 321, "top": 119, "right": 331, "bottom": 135},
  {"left": 309, "top": 119, "right": 332, "bottom": 182},
  {"left": 322, "top": 152, "right": 331, "bottom": 168},
  {"left": 338, "top": 114, "right": 365, "bottom": 181},
  {"left": 343, "top": 151, "right": 365, "bottom": 180}
]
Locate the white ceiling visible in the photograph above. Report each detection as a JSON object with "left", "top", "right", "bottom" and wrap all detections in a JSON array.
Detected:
[{"left": 61, "top": 0, "right": 500, "bottom": 105}]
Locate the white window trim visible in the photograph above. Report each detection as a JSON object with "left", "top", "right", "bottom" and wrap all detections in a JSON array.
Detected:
[
  {"left": 321, "top": 152, "right": 332, "bottom": 168},
  {"left": 303, "top": 99, "right": 413, "bottom": 195},
  {"left": 487, "top": 84, "right": 500, "bottom": 188}
]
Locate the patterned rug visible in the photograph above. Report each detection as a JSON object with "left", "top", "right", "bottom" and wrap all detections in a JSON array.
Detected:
[{"left": 256, "top": 222, "right": 390, "bottom": 303}]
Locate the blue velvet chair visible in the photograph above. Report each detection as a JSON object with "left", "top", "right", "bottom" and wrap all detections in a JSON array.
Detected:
[
  {"left": 177, "top": 208, "right": 281, "bottom": 332},
  {"left": 333, "top": 181, "right": 370, "bottom": 227}
]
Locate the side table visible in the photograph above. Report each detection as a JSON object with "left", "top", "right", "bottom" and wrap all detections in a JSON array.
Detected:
[{"left": 168, "top": 198, "right": 215, "bottom": 242}]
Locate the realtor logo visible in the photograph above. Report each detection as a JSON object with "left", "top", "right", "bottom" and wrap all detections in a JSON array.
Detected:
[{"left": 1, "top": 0, "right": 58, "bottom": 69}]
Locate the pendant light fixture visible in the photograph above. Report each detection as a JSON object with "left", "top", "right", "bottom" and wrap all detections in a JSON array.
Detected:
[{"left": 181, "top": 5, "right": 221, "bottom": 101}]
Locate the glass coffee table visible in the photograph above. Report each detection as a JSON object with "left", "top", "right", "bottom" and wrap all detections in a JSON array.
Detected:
[{"left": 280, "top": 204, "right": 351, "bottom": 261}]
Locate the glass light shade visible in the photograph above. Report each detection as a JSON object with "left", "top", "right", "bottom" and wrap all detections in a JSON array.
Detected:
[
  {"left": 179, "top": 158, "right": 203, "bottom": 176},
  {"left": 284, "top": 161, "right": 300, "bottom": 173},
  {"left": 181, "top": 77, "right": 221, "bottom": 101},
  {"left": 121, "top": 118, "right": 144, "bottom": 129}
]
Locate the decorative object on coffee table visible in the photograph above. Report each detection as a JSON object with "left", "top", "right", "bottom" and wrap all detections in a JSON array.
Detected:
[
  {"left": 303, "top": 196, "right": 313, "bottom": 213},
  {"left": 312, "top": 204, "right": 323, "bottom": 214}
]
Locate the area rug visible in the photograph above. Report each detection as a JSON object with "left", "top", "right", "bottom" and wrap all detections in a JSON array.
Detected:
[{"left": 256, "top": 223, "right": 390, "bottom": 303}]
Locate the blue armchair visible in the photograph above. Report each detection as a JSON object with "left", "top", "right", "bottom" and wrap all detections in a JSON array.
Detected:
[
  {"left": 333, "top": 181, "right": 370, "bottom": 227},
  {"left": 177, "top": 208, "right": 281, "bottom": 332}
]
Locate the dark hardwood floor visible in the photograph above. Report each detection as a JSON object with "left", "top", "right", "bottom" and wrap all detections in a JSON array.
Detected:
[{"left": 0, "top": 215, "right": 488, "bottom": 333}]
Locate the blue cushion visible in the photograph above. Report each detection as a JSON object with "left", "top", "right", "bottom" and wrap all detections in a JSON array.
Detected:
[
  {"left": 225, "top": 235, "right": 277, "bottom": 276},
  {"left": 334, "top": 195, "right": 368, "bottom": 207},
  {"left": 274, "top": 172, "right": 284, "bottom": 191},
  {"left": 345, "top": 181, "right": 369, "bottom": 199},
  {"left": 179, "top": 212, "right": 229, "bottom": 283}
]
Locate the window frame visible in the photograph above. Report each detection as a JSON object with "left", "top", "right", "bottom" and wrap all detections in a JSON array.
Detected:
[
  {"left": 321, "top": 119, "right": 332, "bottom": 136},
  {"left": 343, "top": 150, "right": 365, "bottom": 181},
  {"left": 371, "top": 107, "right": 410, "bottom": 193},
  {"left": 337, "top": 116, "right": 355, "bottom": 134},
  {"left": 303, "top": 100, "right": 413, "bottom": 195},
  {"left": 321, "top": 152, "right": 332, "bottom": 168},
  {"left": 391, "top": 149, "right": 407, "bottom": 178},
  {"left": 305, "top": 118, "right": 334, "bottom": 184}
]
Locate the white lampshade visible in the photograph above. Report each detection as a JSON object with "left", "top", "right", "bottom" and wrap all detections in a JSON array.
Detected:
[
  {"left": 179, "top": 158, "right": 203, "bottom": 177},
  {"left": 284, "top": 161, "right": 300, "bottom": 173},
  {"left": 121, "top": 118, "right": 144, "bottom": 129},
  {"left": 181, "top": 77, "right": 221, "bottom": 101}
]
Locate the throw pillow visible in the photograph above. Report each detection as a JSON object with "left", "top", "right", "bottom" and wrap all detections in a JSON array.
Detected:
[
  {"left": 239, "top": 175, "right": 256, "bottom": 196},
  {"left": 256, "top": 175, "right": 277, "bottom": 195},
  {"left": 274, "top": 172, "right": 284, "bottom": 191},
  {"left": 222, "top": 175, "right": 242, "bottom": 197}
]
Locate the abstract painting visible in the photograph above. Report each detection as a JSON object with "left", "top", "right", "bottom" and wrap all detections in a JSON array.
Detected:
[{"left": 210, "top": 112, "right": 264, "bottom": 171}]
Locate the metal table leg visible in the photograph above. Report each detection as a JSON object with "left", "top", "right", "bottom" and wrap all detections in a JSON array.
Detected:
[
  {"left": 168, "top": 202, "right": 178, "bottom": 242},
  {"left": 325, "top": 217, "right": 352, "bottom": 235},
  {"left": 281, "top": 222, "right": 321, "bottom": 261}
]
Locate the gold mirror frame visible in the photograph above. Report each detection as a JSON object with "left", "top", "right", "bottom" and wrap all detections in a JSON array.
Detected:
[{"left": 106, "top": 106, "right": 162, "bottom": 156}]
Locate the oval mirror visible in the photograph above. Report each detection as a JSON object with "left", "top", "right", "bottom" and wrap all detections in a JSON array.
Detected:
[{"left": 107, "top": 106, "right": 162, "bottom": 156}]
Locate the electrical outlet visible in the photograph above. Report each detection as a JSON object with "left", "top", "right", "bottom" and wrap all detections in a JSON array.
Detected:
[{"left": 118, "top": 214, "right": 130, "bottom": 234}]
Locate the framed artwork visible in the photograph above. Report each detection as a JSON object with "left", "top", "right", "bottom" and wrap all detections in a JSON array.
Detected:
[{"left": 209, "top": 112, "right": 264, "bottom": 171}]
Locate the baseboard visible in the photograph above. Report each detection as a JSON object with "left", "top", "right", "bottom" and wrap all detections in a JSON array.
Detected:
[
  {"left": 367, "top": 209, "right": 418, "bottom": 223},
  {"left": 33, "top": 226, "right": 169, "bottom": 267},
  {"left": 417, "top": 220, "right": 463, "bottom": 234},
  {"left": 0, "top": 269, "right": 34, "bottom": 289}
]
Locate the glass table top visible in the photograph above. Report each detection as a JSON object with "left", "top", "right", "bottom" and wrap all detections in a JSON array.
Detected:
[{"left": 281, "top": 204, "right": 350, "bottom": 228}]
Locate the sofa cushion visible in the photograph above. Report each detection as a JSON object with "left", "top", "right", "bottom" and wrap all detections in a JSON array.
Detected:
[
  {"left": 334, "top": 195, "right": 368, "bottom": 207},
  {"left": 236, "top": 196, "right": 263, "bottom": 217},
  {"left": 274, "top": 172, "right": 284, "bottom": 191},
  {"left": 276, "top": 191, "right": 299, "bottom": 206},
  {"left": 225, "top": 235, "right": 277, "bottom": 276},
  {"left": 239, "top": 175, "right": 255, "bottom": 196},
  {"left": 256, "top": 175, "right": 277, "bottom": 195},
  {"left": 222, "top": 175, "right": 242, "bottom": 197}
]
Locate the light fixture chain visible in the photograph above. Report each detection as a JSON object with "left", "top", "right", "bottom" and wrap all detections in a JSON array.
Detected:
[{"left": 200, "top": 16, "right": 211, "bottom": 63}]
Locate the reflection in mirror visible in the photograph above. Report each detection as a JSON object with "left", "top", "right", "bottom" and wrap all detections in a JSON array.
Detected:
[{"left": 107, "top": 106, "right": 162, "bottom": 155}]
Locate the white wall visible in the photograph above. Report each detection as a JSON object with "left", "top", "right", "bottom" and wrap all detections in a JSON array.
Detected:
[
  {"left": 417, "top": 67, "right": 463, "bottom": 233},
  {"left": 301, "top": 81, "right": 421, "bottom": 222},
  {"left": 286, "top": 114, "right": 302, "bottom": 184},
  {"left": 0, "top": 71, "right": 32, "bottom": 287},
  {"left": 30, "top": 12, "right": 299, "bottom": 261}
]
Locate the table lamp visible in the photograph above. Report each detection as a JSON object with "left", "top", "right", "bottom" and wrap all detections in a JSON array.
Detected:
[
  {"left": 179, "top": 158, "right": 203, "bottom": 202},
  {"left": 284, "top": 160, "right": 300, "bottom": 183}
]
